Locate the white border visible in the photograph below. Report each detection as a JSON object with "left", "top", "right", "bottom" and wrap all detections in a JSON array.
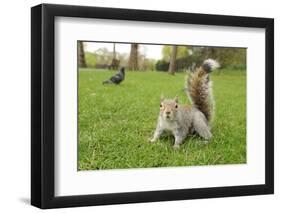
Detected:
[{"left": 55, "top": 17, "right": 265, "bottom": 196}]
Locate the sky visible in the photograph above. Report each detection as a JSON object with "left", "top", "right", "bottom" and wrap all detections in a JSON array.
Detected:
[{"left": 84, "top": 42, "right": 163, "bottom": 60}]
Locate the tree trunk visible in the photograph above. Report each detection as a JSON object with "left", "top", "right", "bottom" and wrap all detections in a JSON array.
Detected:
[
  {"left": 128, "top": 43, "right": 139, "bottom": 71},
  {"left": 78, "top": 41, "right": 87, "bottom": 68},
  {"left": 168, "top": 46, "right": 177, "bottom": 75},
  {"left": 113, "top": 43, "right": 116, "bottom": 60}
]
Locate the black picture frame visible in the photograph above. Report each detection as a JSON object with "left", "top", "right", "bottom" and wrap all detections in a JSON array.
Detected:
[{"left": 31, "top": 3, "right": 274, "bottom": 209}]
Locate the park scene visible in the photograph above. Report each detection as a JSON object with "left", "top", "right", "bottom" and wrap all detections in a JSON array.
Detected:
[{"left": 78, "top": 41, "right": 246, "bottom": 171}]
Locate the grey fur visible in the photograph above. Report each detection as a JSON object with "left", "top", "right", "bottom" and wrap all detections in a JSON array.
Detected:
[
  {"left": 150, "top": 59, "right": 218, "bottom": 149},
  {"left": 150, "top": 105, "right": 211, "bottom": 148}
]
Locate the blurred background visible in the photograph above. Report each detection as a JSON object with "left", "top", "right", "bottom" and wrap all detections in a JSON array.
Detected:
[
  {"left": 78, "top": 41, "right": 246, "bottom": 73},
  {"left": 78, "top": 41, "right": 247, "bottom": 171}
]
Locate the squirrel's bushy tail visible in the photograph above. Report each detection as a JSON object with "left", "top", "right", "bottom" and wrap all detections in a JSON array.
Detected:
[{"left": 187, "top": 59, "right": 219, "bottom": 121}]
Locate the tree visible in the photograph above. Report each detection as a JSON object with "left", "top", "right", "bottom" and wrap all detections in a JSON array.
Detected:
[
  {"left": 128, "top": 43, "right": 139, "bottom": 70},
  {"left": 162, "top": 45, "right": 189, "bottom": 62},
  {"left": 95, "top": 47, "right": 111, "bottom": 65},
  {"left": 84, "top": 52, "right": 97, "bottom": 68},
  {"left": 113, "top": 43, "right": 116, "bottom": 60},
  {"left": 78, "top": 41, "right": 87, "bottom": 68},
  {"left": 109, "top": 43, "right": 120, "bottom": 69},
  {"left": 168, "top": 45, "right": 177, "bottom": 75},
  {"left": 187, "top": 46, "right": 246, "bottom": 68},
  {"left": 162, "top": 46, "right": 171, "bottom": 62}
]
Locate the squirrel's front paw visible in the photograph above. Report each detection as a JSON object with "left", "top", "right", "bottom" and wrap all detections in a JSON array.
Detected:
[
  {"left": 149, "top": 138, "right": 156, "bottom": 143},
  {"left": 203, "top": 140, "right": 210, "bottom": 144}
]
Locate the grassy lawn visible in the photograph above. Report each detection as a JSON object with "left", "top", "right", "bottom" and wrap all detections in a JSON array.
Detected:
[{"left": 78, "top": 69, "right": 246, "bottom": 170}]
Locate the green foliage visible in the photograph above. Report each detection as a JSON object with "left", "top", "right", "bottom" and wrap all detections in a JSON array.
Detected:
[
  {"left": 212, "top": 47, "right": 245, "bottom": 67},
  {"left": 143, "top": 58, "right": 157, "bottom": 71},
  {"left": 161, "top": 46, "right": 171, "bottom": 62},
  {"left": 155, "top": 60, "right": 169, "bottom": 71},
  {"left": 85, "top": 52, "right": 97, "bottom": 68},
  {"left": 95, "top": 47, "right": 112, "bottom": 65},
  {"left": 161, "top": 45, "right": 189, "bottom": 62},
  {"left": 159, "top": 46, "right": 247, "bottom": 71},
  {"left": 188, "top": 46, "right": 246, "bottom": 68},
  {"left": 78, "top": 69, "right": 246, "bottom": 170}
]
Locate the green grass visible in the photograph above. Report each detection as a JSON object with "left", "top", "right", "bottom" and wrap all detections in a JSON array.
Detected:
[{"left": 78, "top": 69, "right": 246, "bottom": 170}]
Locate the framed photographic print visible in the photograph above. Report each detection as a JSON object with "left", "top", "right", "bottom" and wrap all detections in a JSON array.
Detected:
[{"left": 31, "top": 3, "right": 274, "bottom": 209}]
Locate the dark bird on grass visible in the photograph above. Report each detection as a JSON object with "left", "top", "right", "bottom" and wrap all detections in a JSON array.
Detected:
[{"left": 102, "top": 67, "right": 125, "bottom": 85}]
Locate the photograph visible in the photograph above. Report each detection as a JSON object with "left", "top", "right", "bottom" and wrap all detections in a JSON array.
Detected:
[
  {"left": 30, "top": 3, "right": 274, "bottom": 209},
  {"left": 77, "top": 41, "right": 247, "bottom": 170}
]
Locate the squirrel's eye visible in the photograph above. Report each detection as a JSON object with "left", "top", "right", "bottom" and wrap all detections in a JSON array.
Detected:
[
  {"left": 175, "top": 105, "right": 178, "bottom": 108},
  {"left": 160, "top": 104, "right": 163, "bottom": 108}
]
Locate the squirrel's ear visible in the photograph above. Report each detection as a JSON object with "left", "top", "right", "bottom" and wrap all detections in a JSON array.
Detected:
[
  {"left": 174, "top": 95, "right": 179, "bottom": 103},
  {"left": 160, "top": 94, "right": 164, "bottom": 102}
]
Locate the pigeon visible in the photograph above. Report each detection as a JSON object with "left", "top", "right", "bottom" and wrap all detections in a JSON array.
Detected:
[{"left": 102, "top": 67, "right": 125, "bottom": 85}]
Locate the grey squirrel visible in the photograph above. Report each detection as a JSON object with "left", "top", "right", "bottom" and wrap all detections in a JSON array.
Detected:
[{"left": 150, "top": 59, "right": 220, "bottom": 149}]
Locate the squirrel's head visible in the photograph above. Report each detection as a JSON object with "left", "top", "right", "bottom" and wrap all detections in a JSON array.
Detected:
[{"left": 159, "top": 95, "right": 179, "bottom": 121}]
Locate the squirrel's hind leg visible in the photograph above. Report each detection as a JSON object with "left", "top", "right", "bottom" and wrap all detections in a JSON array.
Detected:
[{"left": 193, "top": 113, "right": 212, "bottom": 141}]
